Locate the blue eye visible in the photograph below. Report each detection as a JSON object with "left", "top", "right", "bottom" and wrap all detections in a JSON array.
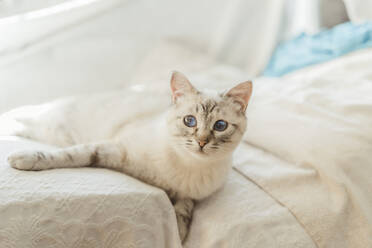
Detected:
[
  {"left": 184, "top": 115, "right": 197, "bottom": 127},
  {"left": 214, "top": 120, "right": 228, "bottom": 131}
]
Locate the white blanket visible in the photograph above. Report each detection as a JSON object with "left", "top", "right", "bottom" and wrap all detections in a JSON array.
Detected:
[
  {"left": 240, "top": 48, "right": 372, "bottom": 247},
  {"left": 0, "top": 136, "right": 182, "bottom": 248}
]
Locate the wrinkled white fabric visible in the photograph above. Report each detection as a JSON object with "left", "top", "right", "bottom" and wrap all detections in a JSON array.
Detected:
[
  {"left": 186, "top": 163, "right": 315, "bottom": 248},
  {"left": 241, "top": 48, "right": 372, "bottom": 247}
]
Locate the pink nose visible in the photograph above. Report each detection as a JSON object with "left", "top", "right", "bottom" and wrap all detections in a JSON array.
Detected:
[{"left": 198, "top": 140, "right": 208, "bottom": 148}]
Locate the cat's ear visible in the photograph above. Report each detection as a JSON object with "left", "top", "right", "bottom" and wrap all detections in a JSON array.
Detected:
[
  {"left": 170, "top": 71, "right": 197, "bottom": 103},
  {"left": 225, "top": 81, "right": 253, "bottom": 112}
]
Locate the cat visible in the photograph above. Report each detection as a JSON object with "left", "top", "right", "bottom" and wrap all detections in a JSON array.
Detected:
[{"left": 7, "top": 71, "right": 253, "bottom": 243}]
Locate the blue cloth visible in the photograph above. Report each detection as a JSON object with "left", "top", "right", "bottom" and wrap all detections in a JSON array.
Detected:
[{"left": 263, "top": 21, "right": 372, "bottom": 77}]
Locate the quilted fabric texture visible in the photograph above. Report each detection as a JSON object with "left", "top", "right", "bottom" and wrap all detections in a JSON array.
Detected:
[{"left": 0, "top": 137, "right": 182, "bottom": 248}]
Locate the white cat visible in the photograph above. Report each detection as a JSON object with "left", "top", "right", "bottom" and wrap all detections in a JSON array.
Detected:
[{"left": 7, "top": 71, "right": 252, "bottom": 242}]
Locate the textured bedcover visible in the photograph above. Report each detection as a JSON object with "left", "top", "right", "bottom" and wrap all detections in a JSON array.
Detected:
[
  {"left": 0, "top": 137, "right": 182, "bottom": 248},
  {"left": 0, "top": 136, "right": 315, "bottom": 247}
]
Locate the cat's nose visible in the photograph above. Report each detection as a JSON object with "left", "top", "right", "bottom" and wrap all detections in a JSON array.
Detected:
[{"left": 198, "top": 139, "right": 209, "bottom": 148}]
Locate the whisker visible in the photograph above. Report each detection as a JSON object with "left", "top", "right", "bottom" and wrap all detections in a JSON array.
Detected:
[{"left": 220, "top": 139, "right": 231, "bottom": 143}]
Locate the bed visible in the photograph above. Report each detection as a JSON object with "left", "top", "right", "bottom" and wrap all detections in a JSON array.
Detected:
[{"left": 1, "top": 43, "right": 372, "bottom": 248}]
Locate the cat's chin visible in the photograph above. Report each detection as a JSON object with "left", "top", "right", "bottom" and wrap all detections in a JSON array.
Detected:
[
  {"left": 188, "top": 149, "right": 217, "bottom": 160},
  {"left": 195, "top": 149, "right": 208, "bottom": 156},
  {"left": 174, "top": 146, "right": 224, "bottom": 161}
]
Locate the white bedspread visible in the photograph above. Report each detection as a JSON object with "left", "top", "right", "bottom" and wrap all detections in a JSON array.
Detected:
[
  {"left": 241, "top": 48, "right": 372, "bottom": 247},
  {"left": 0, "top": 137, "right": 182, "bottom": 248}
]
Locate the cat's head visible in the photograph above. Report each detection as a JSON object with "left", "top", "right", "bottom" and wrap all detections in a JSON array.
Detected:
[{"left": 167, "top": 71, "right": 252, "bottom": 160}]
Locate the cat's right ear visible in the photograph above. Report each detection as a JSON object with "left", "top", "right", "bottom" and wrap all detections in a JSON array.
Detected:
[
  {"left": 170, "top": 71, "right": 197, "bottom": 103},
  {"left": 225, "top": 81, "right": 253, "bottom": 112}
]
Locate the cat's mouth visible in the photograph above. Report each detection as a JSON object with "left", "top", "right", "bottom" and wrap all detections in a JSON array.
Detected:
[
  {"left": 196, "top": 148, "right": 207, "bottom": 155},
  {"left": 185, "top": 145, "right": 210, "bottom": 157}
]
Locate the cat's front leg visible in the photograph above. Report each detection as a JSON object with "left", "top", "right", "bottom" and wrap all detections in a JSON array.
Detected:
[
  {"left": 173, "top": 197, "right": 194, "bottom": 243},
  {"left": 8, "top": 142, "right": 124, "bottom": 171}
]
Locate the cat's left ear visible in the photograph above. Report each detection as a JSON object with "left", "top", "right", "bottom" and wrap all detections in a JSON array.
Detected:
[
  {"left": 225, "top": 81, "right": 253, "bottom": 112},
  {"left": 170, "top": 71, "right": 197, "bottom": 103}
]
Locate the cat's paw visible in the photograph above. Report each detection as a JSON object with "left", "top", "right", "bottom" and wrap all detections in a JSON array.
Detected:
[
  {"left": 174, "top": 198, "right": 194, "bottom": 243},
  {"left": 177, "top": 221, "right": 188, "bottom": 243},
  {"left": 8, "top": 151, "right": 45, "bottom": 170},
  {"left": 176, "top": 214, "right": 191, "bottom": 243}
]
